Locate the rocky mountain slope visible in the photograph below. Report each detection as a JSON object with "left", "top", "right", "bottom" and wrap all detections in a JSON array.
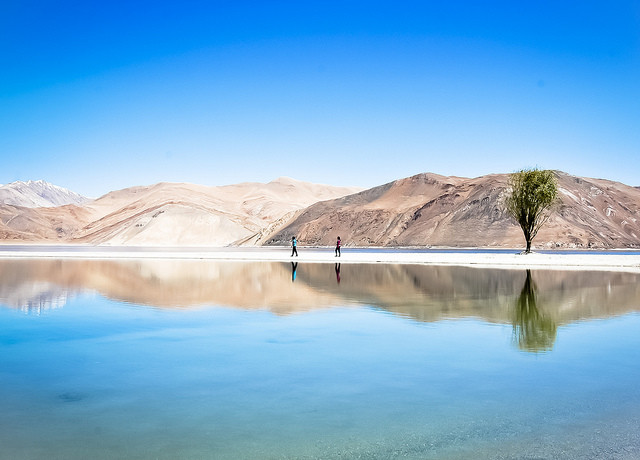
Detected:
[
  {"left": 0, "top": 178, "right": 361, "bottom": 246},
  {"left": 264, "top": 171, "right": 640, "bottom": 249},
  {"left": 0, "top": 204, "right": 91, "bottom": 242},
  {"left": 0, "top": 180, "right": 89, "bottom": 208},
  {"left": 1, "top": 172, "right": 639, "bottom": 248}
]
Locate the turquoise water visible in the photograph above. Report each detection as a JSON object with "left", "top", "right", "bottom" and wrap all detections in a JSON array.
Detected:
[{"left": 0, "top": 260, "right": 639, "bottom": 459}]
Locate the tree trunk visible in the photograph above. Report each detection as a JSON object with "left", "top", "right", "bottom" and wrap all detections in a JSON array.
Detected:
[{"left": 525, "top": 238, "right": 532, "bottom": 254}]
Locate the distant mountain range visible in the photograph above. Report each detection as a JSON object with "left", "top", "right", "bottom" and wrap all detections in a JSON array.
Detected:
[
  {"left": 1, "top": 172, "right": 639, "bottom": 248},
  {"left": 0, "top": 180, "right": 89, "bottom": 208},
  {"left": 0, "top": 178, "right": 361, "bottom": 245}
]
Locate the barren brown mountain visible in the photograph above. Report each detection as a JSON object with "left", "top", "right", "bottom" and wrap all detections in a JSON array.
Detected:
[
  {"left": 1, "top": 172, "right": 639, "bottom": 248},
  {"left": 0, "top": 178, "right": 361, "bottom": 246},
  {"left": 265, "top": 171, "right": 640, "bottom": 249},
  {"left": 0, "top": 204, "right": 92, "bottom": 242}
]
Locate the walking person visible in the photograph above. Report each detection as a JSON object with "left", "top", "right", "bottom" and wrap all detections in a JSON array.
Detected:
[
  {"left": 291, "top": 236, "right": 298, "bottom": 257},
  {"left": 335, "top": 236, "right": 341, "bottom": 257}
]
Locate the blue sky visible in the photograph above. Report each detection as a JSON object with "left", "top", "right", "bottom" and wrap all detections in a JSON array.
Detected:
[{"left": 1, "top": 1, "right": 639, "bottom": 197}]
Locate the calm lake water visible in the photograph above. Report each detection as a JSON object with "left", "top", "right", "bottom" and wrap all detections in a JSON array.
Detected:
[{"left": 1, "top": 259, "right": 639, "bottom": 459}]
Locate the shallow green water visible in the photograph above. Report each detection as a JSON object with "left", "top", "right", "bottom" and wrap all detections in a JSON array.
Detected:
[{"left": 0, "top": 260, "right": 639, "bottom": 459}]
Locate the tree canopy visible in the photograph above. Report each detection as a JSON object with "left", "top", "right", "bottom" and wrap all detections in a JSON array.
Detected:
[{"left": 506, "top": 168, "right": 558, "bottom": 253}]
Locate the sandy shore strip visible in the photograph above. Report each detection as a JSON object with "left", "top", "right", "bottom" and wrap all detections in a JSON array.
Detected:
[{"left": 1, "top": 245, "right": 639, "bottom": 272}]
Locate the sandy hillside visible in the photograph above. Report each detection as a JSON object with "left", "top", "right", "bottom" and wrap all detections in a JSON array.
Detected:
[
  {"left": 0, "top": 203, "right": 91, "bottom": 242},
  {"left": 1, "top": 178, "right": 361, "bottom": 246}
]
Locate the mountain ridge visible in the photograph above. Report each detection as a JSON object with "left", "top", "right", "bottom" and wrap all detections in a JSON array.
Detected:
[
  {"left": 1, "top": 172, "right": 639, "bottom": 249},
  {"left": 0, "top": 180, "right": 89, "bottom": 208},
  {"left": 263, "top": 171, "right": 640, "bottom": 249},
  {"left": 0, "top": 179, "right": 362, "bottom": 246}
]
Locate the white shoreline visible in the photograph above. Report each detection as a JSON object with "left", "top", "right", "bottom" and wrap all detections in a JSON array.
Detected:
[{"left": 0, "top": 245, "right": 639, "bottom": 272}]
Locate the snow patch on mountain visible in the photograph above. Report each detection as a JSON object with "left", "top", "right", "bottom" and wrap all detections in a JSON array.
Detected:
[{"left": 0, "top": 180, "right": 89, "bottom": 208}]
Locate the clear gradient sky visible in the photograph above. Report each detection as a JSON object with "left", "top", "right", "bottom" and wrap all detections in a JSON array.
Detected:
[{"left": 1, "top": 1, "right": 639, "bottom": 197}]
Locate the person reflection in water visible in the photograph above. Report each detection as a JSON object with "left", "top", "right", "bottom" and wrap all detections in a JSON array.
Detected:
[
  {"left": 291, "top": 262, "right": 298, "bottom": 282},
  {"left": 512, "top": 269, "right": 557, "bottom": 352},
  {"left": 335, "top": 263, "right": 341, "bottom": 284}
]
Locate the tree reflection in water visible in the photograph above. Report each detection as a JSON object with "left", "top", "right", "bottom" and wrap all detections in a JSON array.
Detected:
[{"left": 513, "top": 269, "right": 558, "bottom": 352}]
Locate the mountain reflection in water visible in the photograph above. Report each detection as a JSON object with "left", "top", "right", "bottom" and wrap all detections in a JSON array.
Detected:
[{"left": 1, "top": 259, "right": 639, "bottom": 332}]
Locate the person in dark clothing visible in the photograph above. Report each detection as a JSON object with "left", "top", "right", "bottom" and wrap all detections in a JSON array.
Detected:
[
  {"left": 291, "top": 236, "right": 298, "bottom": 257},
  {"left": 335, "top": 236, "right": 341, "bottom": 257}
]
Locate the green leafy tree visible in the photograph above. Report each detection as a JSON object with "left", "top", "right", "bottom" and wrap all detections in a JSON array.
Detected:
[{"left": 506, "top": 168, "right": 558, "bottom": 253}]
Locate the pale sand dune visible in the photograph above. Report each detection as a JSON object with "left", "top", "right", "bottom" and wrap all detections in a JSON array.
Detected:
[{"left": 0, "top": 246, "right": 638, "bottom": 272}]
